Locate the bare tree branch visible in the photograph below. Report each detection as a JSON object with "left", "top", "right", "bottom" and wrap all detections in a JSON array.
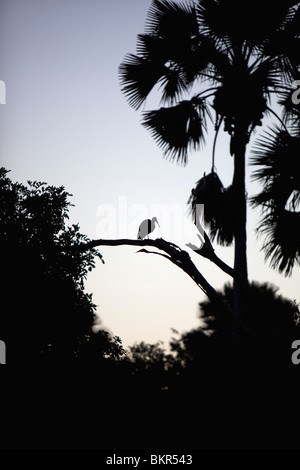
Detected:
[
  {"left": 186, "top": 232, "right": 244, "bottom": 282},
  {"left": 76, "top": 237, "right": 252, "bottom": 336}
]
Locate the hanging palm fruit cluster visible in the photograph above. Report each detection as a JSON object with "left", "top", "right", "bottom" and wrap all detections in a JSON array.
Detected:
[
  {"left": 188, "top": 171, "right": 234, "bottom": 246},
  {"left": 212, "top": 63, "right": 268, "bottom": 138},
  {"left": 250, "top": 127, "right": 300, "bottom": 275}
]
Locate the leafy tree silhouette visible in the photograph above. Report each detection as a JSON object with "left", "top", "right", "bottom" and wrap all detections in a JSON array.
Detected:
[
  {"left": 113, "top": 281, "right": 299, "bottom": 395},
  {"left": 123, "top": 341, "right": 176, "bottom": 391},
  {"left": 0, "top": 168, "right": 125, "bottom": 364},
  {"left": 170, "top": 281, "right": 300, "bottom": 379}
]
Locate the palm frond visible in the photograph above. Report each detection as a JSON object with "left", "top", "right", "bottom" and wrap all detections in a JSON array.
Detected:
[
  {"left": 139, "top": 17, "right": 215, "bottom": 88},
  {"left": 174, "top": 34, "right": 228, "bottom": 86},
  {"left": 196, "top": 0, "right": 229, "bottom": 40},
  {"left": 251, "top": 126, "right": 300, "bottom": 207},
  {"left": 136, "top": 33, "right": 167, "bottom": 59},
  {"left": 258, "top": 3, "right": 300, "bottom": 82},
  {"left": 145, "top": 0, "right": 199, "bottom": 39},
  {"left": 119, "top": 53, "right": 168, "bottom": 109},
  {"left": 272, "top": 36, "right": 300, "bottom": 84},
  {"left": 197, "top": 0, "right": 300, "bottom": 78},
  {"left": 158, "top": 66, "right": 189, "bottom": 104},
  {"left": 250, "top": 124, "right": 300, "bottom": 275},
  {"left": 135, "top": 33, "right": 194, "bottom": 102},
  {"left": 136, "top": 32, "right": 196, "bottom": 68},
  {"left": 120, "top": 34, "right": 215, "bottom": 109},
  {"left": 250, "top": 59, "right": 282, "bottom": 92},
  {"left": 250, "top": 125, "right": 300, "bottom": 184},
  {"left": 285, "top": 3, "right": 300, "bottom": 37},
  {"left": 256, "top": 210, "right": 300, "bottom": 276},
  {"left": 250, "top": 126, "right": 289, "bottom": 179},
  {"left": 142, "top": 96, "right": 210, "bottom": 164},
  {"left": 187, "top": 172, "right": 234, "bottom": 245},
  {"left": 278, "top": 87, "right": 300, "bottom": 127}
]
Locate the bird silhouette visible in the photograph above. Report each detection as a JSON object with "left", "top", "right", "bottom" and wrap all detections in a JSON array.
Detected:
[{"left": 137, "top": 217, "right": 160, "bottom": 239}]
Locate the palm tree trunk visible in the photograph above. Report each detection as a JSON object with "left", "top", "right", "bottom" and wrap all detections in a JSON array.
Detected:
[{"left": 232, "top": 127, "right": 249, "bottom": 331}]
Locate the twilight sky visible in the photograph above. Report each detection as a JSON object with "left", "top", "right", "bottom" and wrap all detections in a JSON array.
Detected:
[{"left": 1, "top": 0, "right": 299, "bottom": 350}]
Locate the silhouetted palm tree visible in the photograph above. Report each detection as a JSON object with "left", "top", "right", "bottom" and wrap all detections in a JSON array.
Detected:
[{"left": 119, "top": 0, "right": 300, "bottom": 325}]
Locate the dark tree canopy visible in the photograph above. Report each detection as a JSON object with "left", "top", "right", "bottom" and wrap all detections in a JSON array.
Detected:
[
  {"left": 116, "top": 281, "right": 300, "bottom": 391},
  {"left": 170, "top": 281, "right": 300, "bottom": 375},
  {"left": 0, "top": 168, "right": 124, "bottom": 364}
]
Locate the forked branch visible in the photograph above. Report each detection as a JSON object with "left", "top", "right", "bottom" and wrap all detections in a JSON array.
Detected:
[{"left": 76, "top": 237, "right": 251, "bottom": 336}]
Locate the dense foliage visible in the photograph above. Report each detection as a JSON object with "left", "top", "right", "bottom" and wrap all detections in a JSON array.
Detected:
[{"left": 0, "top": 168, "right": 125, "bottom": 364}]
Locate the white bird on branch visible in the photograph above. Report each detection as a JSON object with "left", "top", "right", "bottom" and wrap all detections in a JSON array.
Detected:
[{"left": 137, "top": 217, "right": 160, "bottom": 240}]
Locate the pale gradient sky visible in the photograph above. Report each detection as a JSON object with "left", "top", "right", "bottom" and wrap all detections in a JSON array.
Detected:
[{"left": 0, "top": 0, "right": 299, "bottom": 350}]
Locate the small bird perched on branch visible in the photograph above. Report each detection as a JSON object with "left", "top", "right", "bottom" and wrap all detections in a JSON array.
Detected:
[{"left": 137, "top": 217, "right": 160, "bottom": 240}]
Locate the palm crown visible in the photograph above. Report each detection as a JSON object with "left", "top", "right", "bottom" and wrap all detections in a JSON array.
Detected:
[
  {"left": 119, "top": 0, "right": 300, "bottom": 321},
  {"left": 120, "top": 0, "right": 299, "bottom": 163}
]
